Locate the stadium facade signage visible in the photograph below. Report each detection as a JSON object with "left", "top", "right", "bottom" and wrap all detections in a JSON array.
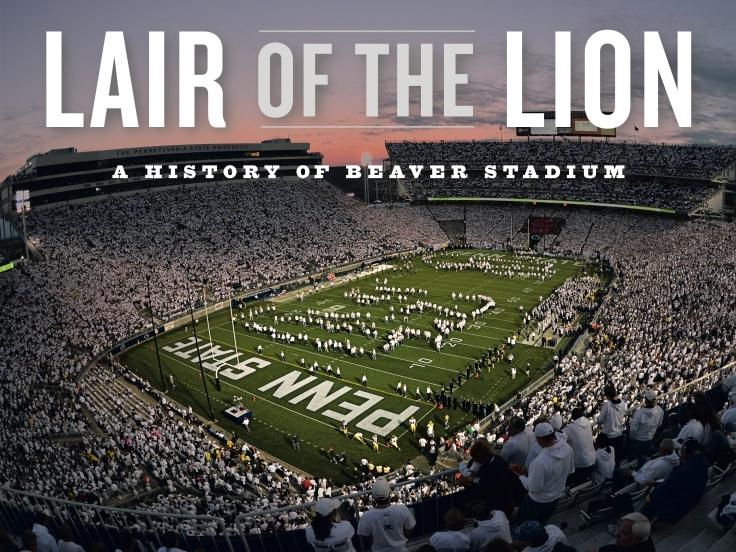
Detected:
[{"left": 162, "top": 337, "right": 419, "bottom": 436}]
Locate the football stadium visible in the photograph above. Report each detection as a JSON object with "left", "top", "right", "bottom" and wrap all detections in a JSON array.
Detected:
[{"left": 2, "top": 135, "right": 736, "bottom": 552}]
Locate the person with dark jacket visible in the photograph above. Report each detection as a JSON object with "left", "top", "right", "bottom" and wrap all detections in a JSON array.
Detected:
[
  {"left": 461, "top": 438, "right": 522, "bottom": 517},
  {"left": 640, "top": 438, "right": 708, "bottom": 523}
]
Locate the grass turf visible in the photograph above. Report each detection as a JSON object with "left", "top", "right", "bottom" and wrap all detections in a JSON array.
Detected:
[{"left": 120, "top": 249, "right": 584, "bottom": 483}]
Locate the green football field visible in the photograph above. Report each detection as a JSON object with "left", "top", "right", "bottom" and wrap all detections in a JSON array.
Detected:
[{"left": 120, "top": 249, "right": 589, "bottom": 483}]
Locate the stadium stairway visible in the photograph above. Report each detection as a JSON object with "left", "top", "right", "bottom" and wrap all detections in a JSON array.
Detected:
[{"left": 552, "top": 475, "right": 736, "bottom": 551}]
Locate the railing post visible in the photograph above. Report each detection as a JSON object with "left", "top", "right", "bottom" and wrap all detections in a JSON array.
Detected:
[
  {"left": 235, "top": 514, "right": 252, "bottom": 552},
  {"left": 146, "top": 514, "right": 161, "bottom": 548},
  {"left": 218, "top": 518, "right": 235, "bottom": 552}
]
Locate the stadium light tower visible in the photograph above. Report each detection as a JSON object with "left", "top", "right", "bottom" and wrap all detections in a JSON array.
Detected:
[
  {"left": 15, "top": 190, "right": 31, "bottom": 260},
  {"left": 202, "top": 284, "right": 221, "bottom": 392},
  {"left": 145, "top": 273, "right": 166, "bottom": 392},
  {"left": 361, "top": 152, "right": 372, "bottom": 203},
  {"left": 186, "top": 280, "right": 215, "bottom": 420},
  {"left": 509, "top": 212, "right": 514, "bottom": 246}
]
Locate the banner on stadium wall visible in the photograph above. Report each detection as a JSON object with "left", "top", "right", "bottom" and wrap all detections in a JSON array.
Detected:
[
  {"left": 427, "top": 197, "right": 675, "bottom": 214},
  {"left": 0, "top": 261, "right": 16, "bottom": 273},
  {"left": 110, "top": 326, "right": 165, "bottom": 355}
]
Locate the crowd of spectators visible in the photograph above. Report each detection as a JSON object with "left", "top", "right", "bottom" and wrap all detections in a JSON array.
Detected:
[
  {"left": 403, "top": 177, "right": 719, "bottom": 211},
  {"left": 386, "top": 140, "right": 735, "bottom": 210},
  {"left": 1, "top": 174, "right": 736, "bottom": 549},
  {"left": 386, "top": 140, "right": 736, "bottom": 179},
  {"left": 0, "top": 180, "right": 448, "bottom": 503}
]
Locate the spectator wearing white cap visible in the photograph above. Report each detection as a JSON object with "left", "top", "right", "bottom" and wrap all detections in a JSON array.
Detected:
[
  {"left": 512, "top": 422, "right": 574, "bottom": 524},
  {"left": 597, "top": 385, "right": 627, "bottom": 465},
  {"left": 357, "top": 477, "right": 415, "bottom": 552},
  {"left": 563, "top": 407, "right": 597, "bottom": 486},
  {"left": 524, "top": 418, "right": 567, "bottom": 468},
  {"left": 305, "top": 498, "right": 356, "bottom": 552},
  {"left": 628, "top": 390, "right": 664, "bottom": 465}
]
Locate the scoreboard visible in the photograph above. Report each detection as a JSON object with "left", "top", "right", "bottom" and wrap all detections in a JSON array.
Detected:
[{"left": 516, "top": 111, "right": 616, "bottom": 137}]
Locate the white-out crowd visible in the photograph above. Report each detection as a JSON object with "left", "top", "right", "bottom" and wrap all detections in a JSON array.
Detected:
[
  {"left": 2, "top": 175, "right": 736, "bottom": 544},
  {"left": 387, "top": 140, "right": 735, "bottom": 209}
]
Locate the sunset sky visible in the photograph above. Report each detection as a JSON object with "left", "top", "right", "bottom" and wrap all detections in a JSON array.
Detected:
[{"left": 1, "top": 0, "right": 734, "bottom": 176}]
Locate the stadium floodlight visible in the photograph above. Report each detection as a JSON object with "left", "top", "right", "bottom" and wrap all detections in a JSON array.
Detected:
[
  {"left": 361, "top": 152, "right": 372, "bottom": 203},
  {"left": 202, "top": 287, "right": 221, "bottom": 391},
  {"left": 146, "top": 273, "right": 167, "bottom": 392},
  {"left": 186, "top": 280, "right": 215, "bottom": 420},
  {"left": 227, "top": 289, "right": 242, "bottom": 370},
  {"left": 15, "top": 190, "right": 31, "bottom": 259}
]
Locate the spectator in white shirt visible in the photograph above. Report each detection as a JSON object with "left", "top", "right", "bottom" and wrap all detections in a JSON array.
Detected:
[
  {"left": 465, "top": 500, "right": 512, "bottom": 551},
  {"left": 721, "top": 375, "right": 736, "bottom": 407},
  {"left": 499, "top": 417, "right": 532, "bottom": 466},
  {"left": 305, "top": 498, "right": 356, "bottom": 552},
  {"left": 429, "top": 509, "right": 471, "bottom": 552},
  {"left": 357, "top": 478, "right": 416, "bottom": 552},
  {"left": 592, "top": 438, "right": 616, "bottom": 483},
  {"left": 32, "top": 514, "right": 58, "bottom": 552},
  {"left": 676, "top": 404, "right": 705, "bottom": 448},
  {"left": 612, "top": 438, "right": 680, "bottom": 492},
  {"left": 156, "top": 531, "right": 186, "bottom": 552},
  {"left": 512, "top": 423, "right": 575, "bottom": 524},
  {"left": 628, "top": 390, "right": 664, "bottom": 465},
  {"left": 56, "top": 527, "right": 84, "bottom": 552},
  {"left": 721, "top": 404, "right": 736, "bottom": 430},
  {"left": 597, "top": 385, "right": 627, "bottom": 465},
  {"left": 563, "top": 407, "right": 597, "bottom": 486}
]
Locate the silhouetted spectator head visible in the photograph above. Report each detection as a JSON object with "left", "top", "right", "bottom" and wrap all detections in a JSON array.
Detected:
[
  {"left": 507, "top": 417, "right": 526, "bottom": 436},
  {"left": 603, "top": 385, "right": 616, "bottom": 400},
  {"left": 658, "top": 438, "right": 675, "bottom": 455},
  {"left": 161, "top": 531, "right": 179, "bottom": 549},
  {"left": 58, "top": 527, "right": 74, "bottom": 543},
  {"left": 680, "top": 438, "right": 700, "bottom": 461},
  {"left": 21, "top": 531, "right": 37, "bottom": 552},
  {"left": 469, "top": 438, "right": 493, "bottom": 463},
  {"left": 443, "top": 509, "right": 466, "bottom": 531}
]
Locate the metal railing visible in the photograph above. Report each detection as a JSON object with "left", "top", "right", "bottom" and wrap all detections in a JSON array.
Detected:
[
  {"left": 1, "top": 468, "right": 464, "bottom": 552},
  {"left": 0, "top": 486, "right": 235, "bottom": 552},
  {"left": 3, "top": 362, "right": 735, "bottom": 551}
]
